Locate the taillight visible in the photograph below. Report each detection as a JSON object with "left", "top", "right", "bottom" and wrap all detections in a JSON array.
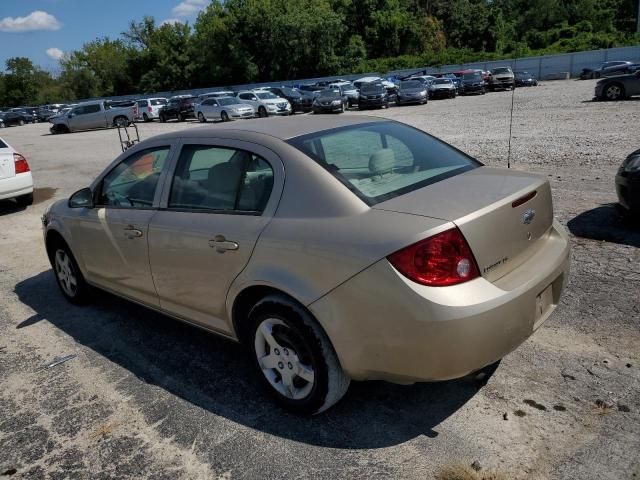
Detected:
[
  {"left": 387, "top": 228, "right": 480, "bottom": 287},
  {"left": 148, "top": 106, "right": 153, "bottom": 112},
  {"left": 14, "top": 153, "right": 30, "bottom": 174}
]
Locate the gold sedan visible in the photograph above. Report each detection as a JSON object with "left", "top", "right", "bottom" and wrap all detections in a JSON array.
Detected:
[{"left": 42, "top": 116, "right": 570, "bottom": 413}]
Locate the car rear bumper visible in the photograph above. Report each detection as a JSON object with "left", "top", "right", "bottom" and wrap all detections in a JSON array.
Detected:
[
  {"left": 616, "top": 173, "right": 640, "bottom": 213},
  {"left": 310, "top": 219, "right": 571, "bottom": 383},
  {"left": 0, "top": 172, "right": 34, "bottom": 200}
]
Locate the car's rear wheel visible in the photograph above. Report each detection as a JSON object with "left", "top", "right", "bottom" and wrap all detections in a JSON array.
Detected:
[
  {"left": 198, "top": 112, "right": 206, "bottom": 123},
  {"left": 603, "top": 83, "right": 625, "bottom": 101},
  {"left": 51, "top": 242, "right": 91, "bottom": 304},
  {"left": 221, "top": 111, "right": 229, "bottom": 122},
  {"left": 177, "top": 113, "right": 184, "bottom": 122},
  {"left": 143, "top": 113, "right": 150, "bottom": 122},
  {"left": 16, "top": 192, "right": 33, "bottom": 207},
  {"left": 248, "top": 295, "right": 350, "bottom": 414},
  {"left": 18, "top": 119, "right": 25, "bottom": 126},
  {"left": 114, "top": 116, "right": 128, "bottom": 127},
  {"left": 159, "top": 114, "right": 166, "bottom": 123},
  {"left": 258, "top": 106, "right": 267, "bottom": 118}
]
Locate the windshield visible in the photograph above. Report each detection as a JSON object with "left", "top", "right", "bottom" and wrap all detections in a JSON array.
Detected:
[
  {"left": 150, "top": 99, "right": 167, "bottom": 106},
  {"left": 335, "top": 82, "right": 355, "bottom": 90},
  {"left": 434, "top": 79, "right": 451, "bottom": 85},
  {"left": 360, "top": 83, "right": 383, "bottom": 93},
  {"left": 280, "top": 87, "right": 301, "bottom": 98},
  {"left": 463, "top": 73, "right": 481, "bottom": 80},
  {"left": 218, "top": 97, "right": 241, "bottom": 106},
  {"left": 256, "top": 92, "right": 278, "bottom": 100},
  {"left": 318, "top": 89, "right": 341, "bottom": 99},
  {"left": 400, "top": 80, "right": 422, "bottom": 89},
  {"left": 493, "top": 67, "right": 511, "bottom": 74},
  {"left": 288, "top": 121, "right": 479, "bottom": 205}
]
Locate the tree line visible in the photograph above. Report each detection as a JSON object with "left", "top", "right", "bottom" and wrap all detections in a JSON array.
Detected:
[{"left": 1, "top": 0, "right": 638, "bottom": 107}]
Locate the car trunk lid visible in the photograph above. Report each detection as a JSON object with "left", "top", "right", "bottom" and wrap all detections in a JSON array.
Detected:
[
  {"left": 373, "top": 167, "right": 553, "bottom": 283},
  {"left": 0, "top": 148, "right": 15, "bottom": 180}
]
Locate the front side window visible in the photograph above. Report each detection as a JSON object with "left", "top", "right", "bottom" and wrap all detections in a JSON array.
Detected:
[
  {"left": 98, "top": 147, "right": 170, "bottom": 208},
  {"left": 84, "top": 104, "right": 101, "bottom": 114},
  {"left": 169, "top": 145, "right": 274, "bottom": 213},
  {"left": 288, "top": 122, "right": 480, "bottom": 205}
]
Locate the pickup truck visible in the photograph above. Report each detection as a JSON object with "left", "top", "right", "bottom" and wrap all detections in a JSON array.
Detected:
[{"left": 49, "top": 101, "right": 135, "bottom": 134}]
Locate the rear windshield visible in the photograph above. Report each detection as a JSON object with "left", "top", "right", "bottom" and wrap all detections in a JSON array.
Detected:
[
  {"left": 0, "top": 138, "right": 7, "bottom": 148},
  {"left": 288, "top": 122, "right": 480, "bottom": 205},
  {"left": 493, "top": 67, "right": 511, "bottom": 74},
  {"left": 150, "top": 99, "right": 167, "bottom": 106}
]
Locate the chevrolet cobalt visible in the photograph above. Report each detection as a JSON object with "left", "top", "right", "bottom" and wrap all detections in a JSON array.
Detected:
[{"left": 42, "top": 116, "right": 570, "bottom": 413}]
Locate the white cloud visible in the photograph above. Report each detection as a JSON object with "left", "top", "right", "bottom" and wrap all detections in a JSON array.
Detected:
[
  {"left": 160, "top": 18, "right": 185, "bottom": 26},
  {"left": 171, "top": 0, "right": 207, "bottom": 17},
  {"left": 0, "top": 10, "right": 62, "bottom": 32},
  {"left": 46, "top": 47, "right": 64, "bottom": 60}
]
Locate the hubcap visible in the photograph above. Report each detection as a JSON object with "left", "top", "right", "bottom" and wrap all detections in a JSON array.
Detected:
[
  {"left": 55, "top": 249, "right": 77, "bottom": 297},
  {"left": 254, "top": 318, "right": 315, "bottom": 400},
  {"left": 607, "top": 86, "right": 621, "bottom": 99}
]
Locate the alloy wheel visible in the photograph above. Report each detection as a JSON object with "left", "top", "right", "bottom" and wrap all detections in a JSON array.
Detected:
[
  {"left": 605, "top": 85, "right": 622, "bottom": 100},
  {"left": 254, "top": 318, "right": 315, "bottom": 400},
  {"left": 55, "top": 249, "right": 78, "bottom": 298}
]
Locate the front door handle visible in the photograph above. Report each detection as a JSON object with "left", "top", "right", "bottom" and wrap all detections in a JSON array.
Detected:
[
  {"left": 124, "top": 225, "right": 143, "bottom": 239},
  {"left": 209, "top": 234, "right": 239, "bottom": 253}
]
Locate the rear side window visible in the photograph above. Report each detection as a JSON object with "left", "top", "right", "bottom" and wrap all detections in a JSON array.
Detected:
[
  {"left": 288, "top": 121, "right": 480, "bottom": 205},
  {"left": 0, "top": 139, "right": 8, "bottom": 148},
  {"left": 150, "top": 99, "right": 166, "bottom": 106},
  {"left": 138, "top": 100, "right": 148, "bottom": 107},
  {"left": 169, "top": 145, "right": 273, "bottom": 213}
]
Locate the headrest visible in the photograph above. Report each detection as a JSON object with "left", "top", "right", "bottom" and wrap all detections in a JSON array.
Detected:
[
  {"left": 207, "top": 162, "right": 243, "bottom": 194},
  {"left": 369, "top": 148, "right": 395, "bottom": 175}
]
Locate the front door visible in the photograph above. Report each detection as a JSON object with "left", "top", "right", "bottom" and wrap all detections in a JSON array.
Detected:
[
  {"left": 148, "top": 141, "right": 281, "bottom": 333},
  {"left": 71, "top": 145, "right": 173, "bottom": 306}
]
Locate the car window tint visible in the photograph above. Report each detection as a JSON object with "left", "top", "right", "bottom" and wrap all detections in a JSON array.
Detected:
[
  {"left": 85, "top": 104, "right": 101, "bottom": 114},
  {"left": 98, "top": 147, "right": 170, "bottom": 208},
  {"left": 138, "top": 100, "right": 148, "bottom": 107},
  {"left": 169, "top": 145, "right": 273, "bottom": 213}
]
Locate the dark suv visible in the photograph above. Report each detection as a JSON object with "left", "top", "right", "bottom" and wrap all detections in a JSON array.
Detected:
[
  {"left": 159, "top": 97, "right": 196, "bottom": 122},
  {"left": 358, "top": 82, "right": 390, "bottom": 109}
]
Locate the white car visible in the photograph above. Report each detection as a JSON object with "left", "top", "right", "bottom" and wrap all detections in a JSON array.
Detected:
[
  {"left": 235, "top": 90, "right": 291, "bottom": 117},
  {"left": 135, "top": 98, "right": 167, "bottom": 122},
  {"left": 195, "top": 96, "right": 255, "bottom": 122},
  {"left": 0, "top": 137, "right": 33, "bottom": 206}
]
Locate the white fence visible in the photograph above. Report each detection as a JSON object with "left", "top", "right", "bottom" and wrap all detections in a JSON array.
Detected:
[{"left": 389, "top": 45, "right": 640, "bottom": 79}]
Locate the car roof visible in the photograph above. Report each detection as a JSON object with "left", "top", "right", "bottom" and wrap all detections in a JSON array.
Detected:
[{"left": 150, "top": 115, "right": 387, "bottom": 141}]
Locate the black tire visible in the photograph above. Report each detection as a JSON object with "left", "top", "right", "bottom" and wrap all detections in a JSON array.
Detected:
[
  {"left": 258, "top": 106, "right": 267, "bottom": 118},
  {"left": 221, "top": 111, "right": 229, "bottom": 122},
  {"left": 602, "top": 82, "right": 625, "bottom": 101},
  {"left": 16, "top": 192, "right": 33, "bottom": 207},
  {"left": 177, "top": 113, "right": 184, "bottom": 122},
  {"left": 114, "top": 116, "right": 128, "bottom": 127},
  {"left": 143, "top": 113, "right": 150, "bottom": 122},
  {"left": 198, "top": 112, "right": 206, "bottom": 123},
  {"left": 248, "top": 295, "right": 350, "bottom": 414},
  {"left": 49, "top": 239, "right": 91, "bottom": 305},
  {"left": 595, "top": 71, "right": 601, "bottom": 78}
]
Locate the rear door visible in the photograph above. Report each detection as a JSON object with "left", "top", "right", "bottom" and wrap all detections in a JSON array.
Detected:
[{"left": 148, "top": 138, "right": 283, "bottom": 333}]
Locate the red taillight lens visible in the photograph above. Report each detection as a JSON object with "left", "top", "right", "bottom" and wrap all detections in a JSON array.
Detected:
[
  {"left": 148, "top": 106, "right": 153, "bottom": 112},
  {"left": 387, "top": 228, "right": 480, "bottom": 287},
  {"left": 14, "top": 153, "right": 30, "bottom": 174}
]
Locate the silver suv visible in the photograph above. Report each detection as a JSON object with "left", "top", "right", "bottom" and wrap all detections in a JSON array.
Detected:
[
  {"left": 135, "top": 98, "right": 167, "bottom": 122},
  {"left": 235, "top": 91, "right": 291, "bottom": 117}
]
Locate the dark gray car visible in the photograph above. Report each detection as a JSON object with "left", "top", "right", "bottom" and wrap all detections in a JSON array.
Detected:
[
  {"left": 595, "top": 70, "right": 640, "bottom": 101},
  {"left": 396, "top": 80, "right": 428, "bottom": 105}
]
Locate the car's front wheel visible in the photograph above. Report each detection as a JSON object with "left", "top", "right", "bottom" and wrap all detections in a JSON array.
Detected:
[
  {"left": 603, "top": 83, "right": 625, "bottom": 101},
  {"left": 51, "top": 241, "right": 91, "bottom": 304},
  {"left": 258, "top": 106, "right": 267, "bottom": 118},
  {"left": 198, "top": 112, "right": 206, "bottom": 123},
  {"left": 221, "top": 111, "right": 229, "bottom": 122},
  {"left": 248, "top": 295, "right": 350, "bottom": 414}
]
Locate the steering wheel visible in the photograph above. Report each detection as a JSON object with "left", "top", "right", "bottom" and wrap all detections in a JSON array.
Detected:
[{"left": 107, "top": 191, "right": 134, "bottom": 207}]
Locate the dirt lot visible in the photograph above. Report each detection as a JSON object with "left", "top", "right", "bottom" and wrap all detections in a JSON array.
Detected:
[{"left": 0, "top": 79, "right": 638, "bottom": 480}]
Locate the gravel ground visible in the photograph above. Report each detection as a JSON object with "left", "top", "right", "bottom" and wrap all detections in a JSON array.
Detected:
[{"left": 0, "top": 79, "right": 638, "bottom": 480}]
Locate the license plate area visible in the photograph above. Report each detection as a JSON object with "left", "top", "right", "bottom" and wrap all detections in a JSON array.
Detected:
[{"left": 534, "top": 284, "right": 554, "bottom": 330}]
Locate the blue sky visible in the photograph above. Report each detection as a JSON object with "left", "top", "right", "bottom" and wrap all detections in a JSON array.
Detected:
[{"left": 0, "top": 0, "right": 208, "bottom": 72}]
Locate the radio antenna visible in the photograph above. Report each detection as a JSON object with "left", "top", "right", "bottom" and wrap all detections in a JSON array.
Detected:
[{"left": 506, "top": 57, "right": 517, "bottom": 169}]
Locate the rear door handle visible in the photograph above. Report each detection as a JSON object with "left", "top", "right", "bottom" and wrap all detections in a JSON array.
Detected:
[
  {"left": 124, "top": 225, "right": 143, "bottom": 239},
  {"left": 209, "top": 235, "right": 239, "bottom": 253}
]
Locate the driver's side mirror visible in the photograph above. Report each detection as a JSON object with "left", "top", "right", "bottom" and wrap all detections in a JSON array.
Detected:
[{"left": 69, "top": 187, "right": 94, "bottom": 208}]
